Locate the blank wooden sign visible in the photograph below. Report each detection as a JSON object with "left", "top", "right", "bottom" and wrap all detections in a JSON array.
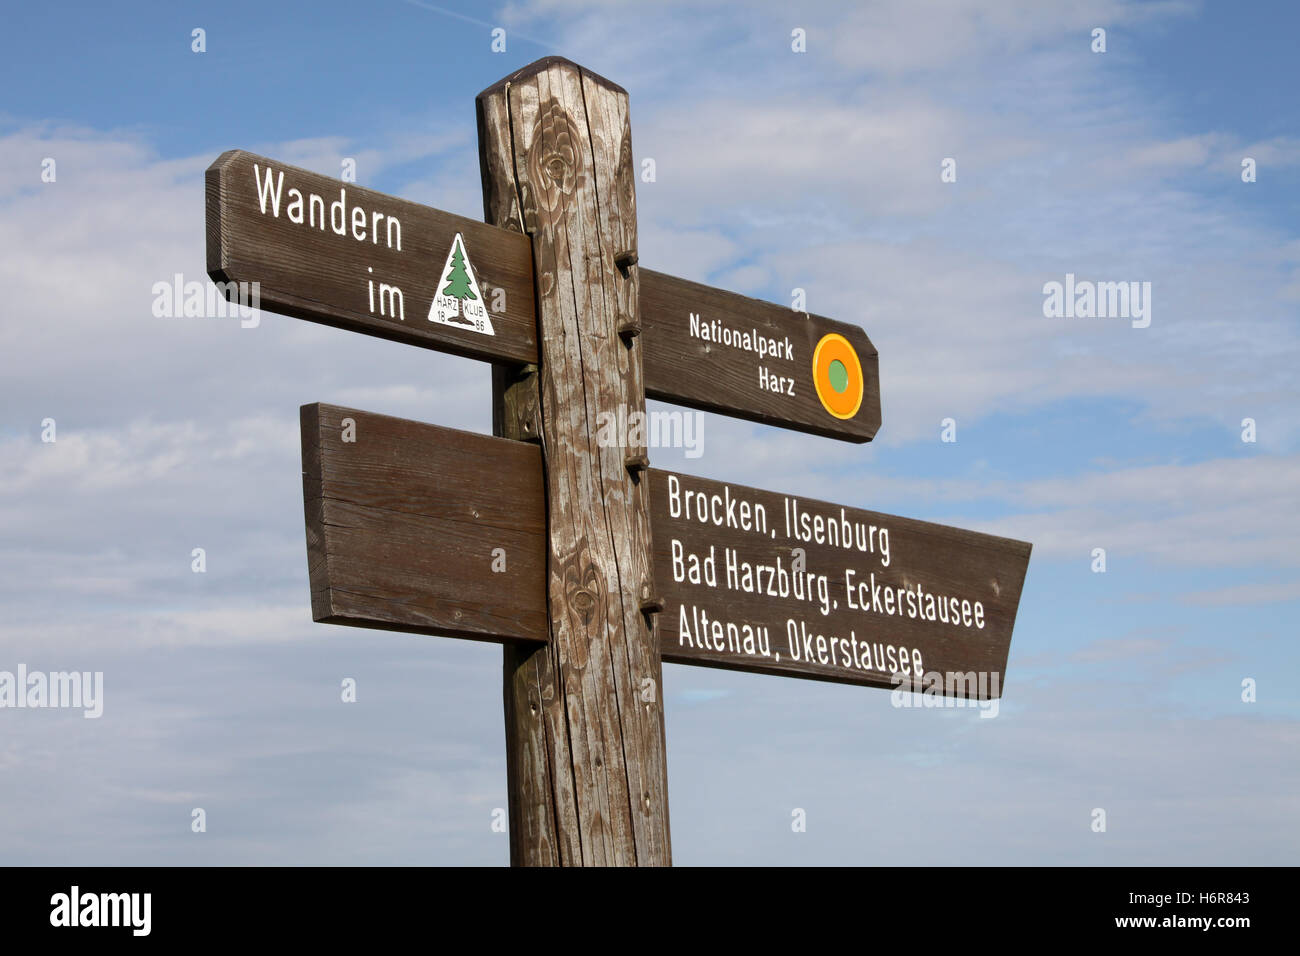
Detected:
[{"left": 301, "top": 403, "right": 548, "bottom": 643}]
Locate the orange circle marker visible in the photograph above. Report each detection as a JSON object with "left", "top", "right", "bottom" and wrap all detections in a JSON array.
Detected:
[{"left": 812, "top": 333, "right": 864, "bottom": 420}]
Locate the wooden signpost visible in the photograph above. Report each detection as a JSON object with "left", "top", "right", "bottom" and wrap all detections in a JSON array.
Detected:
[{"left": 207, "top": 56, "right": 1030, "bottom": 866}]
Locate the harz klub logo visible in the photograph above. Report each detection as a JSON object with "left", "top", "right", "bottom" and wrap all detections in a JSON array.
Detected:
[{"left": 429, "top": 233, "right": 494, "bottom": 335}]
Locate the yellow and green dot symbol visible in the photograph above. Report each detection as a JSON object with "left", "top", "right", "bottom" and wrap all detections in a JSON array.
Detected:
[{"left": 812, "top": 333, "right": 864, "bottom": 420}]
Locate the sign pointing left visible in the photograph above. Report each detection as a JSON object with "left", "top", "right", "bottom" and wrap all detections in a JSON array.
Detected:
[{"left": 205, "top": 150, "right": 537, "bottom": 363}]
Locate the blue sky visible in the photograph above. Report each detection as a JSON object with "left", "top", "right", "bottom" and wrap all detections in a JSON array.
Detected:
[{"left": 0, "top": 0, "right": 1297, "bottom": 864}]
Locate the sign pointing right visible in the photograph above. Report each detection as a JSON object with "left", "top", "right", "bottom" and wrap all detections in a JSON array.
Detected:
[
  {"left": 639, "top": 269, "right": 880, "bottom": 442},
  {"left": 651, "top": 469, "right": 1030, "bottom": 697}
]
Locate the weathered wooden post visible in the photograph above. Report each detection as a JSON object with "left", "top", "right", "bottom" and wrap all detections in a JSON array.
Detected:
[{"left": 477, "top": 58, "right": 671, "bottom": 865}]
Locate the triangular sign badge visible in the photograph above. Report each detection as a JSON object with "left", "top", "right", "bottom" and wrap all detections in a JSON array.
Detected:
[{"left": 429, "top": 232, "right": 494, "bottom": 335}]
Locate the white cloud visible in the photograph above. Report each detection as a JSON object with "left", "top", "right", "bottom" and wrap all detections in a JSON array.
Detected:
[{"left": 1182, "top": 579, "right": 1300, "bottom": 606}]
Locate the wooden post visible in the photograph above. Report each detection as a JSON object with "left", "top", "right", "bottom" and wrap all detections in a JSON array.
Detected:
[{"left": 477, "top": 57, "right": 671, "bottom": 865}]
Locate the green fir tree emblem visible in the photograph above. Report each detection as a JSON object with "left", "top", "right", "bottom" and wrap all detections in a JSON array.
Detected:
[{"left": 430, "top": 233, "right": 494, "bottom": 335}]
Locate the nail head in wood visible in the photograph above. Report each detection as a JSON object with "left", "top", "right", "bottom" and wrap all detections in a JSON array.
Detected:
[
  {"left": 615, "top": 249, "right": 638, "bottom": 275},
  {"left": 618, "top": 316, "right": 642, "bottom": 341}
]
